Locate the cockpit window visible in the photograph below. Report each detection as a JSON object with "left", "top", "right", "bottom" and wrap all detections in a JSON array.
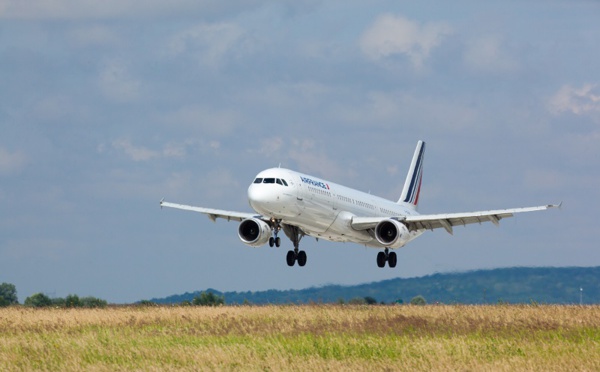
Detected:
[{"left": 256, "top": 177, "right": 288, "bottom": 186}]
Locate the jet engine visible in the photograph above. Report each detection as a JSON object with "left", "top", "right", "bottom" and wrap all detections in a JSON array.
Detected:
[
  {"left": 374, "top": 219, "right": 410, "bottom": 248},
  {"left": 238, "top": 218, "right": 272, "bottom": 247}
]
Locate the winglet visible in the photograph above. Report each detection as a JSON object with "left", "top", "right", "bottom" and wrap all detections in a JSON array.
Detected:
[{"left": 398, "top": 140, "right": 426, "bottom": 210}]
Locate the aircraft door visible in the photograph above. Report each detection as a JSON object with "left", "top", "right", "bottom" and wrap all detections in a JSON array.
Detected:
[{"left": 288, "top": 176, "right": 305, "bottom": 215}]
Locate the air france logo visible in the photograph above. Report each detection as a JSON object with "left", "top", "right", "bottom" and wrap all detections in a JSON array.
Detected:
[{"left": 300, "top": 176, "right": 330, "bottom": 190}]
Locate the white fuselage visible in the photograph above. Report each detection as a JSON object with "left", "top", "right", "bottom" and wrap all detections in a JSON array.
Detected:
[{"left": 247, "top": 168, "right": 424, "bottom": 248}]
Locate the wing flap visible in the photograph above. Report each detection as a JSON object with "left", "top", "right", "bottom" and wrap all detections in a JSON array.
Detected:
[
  {"left": 160, "top": 200, "right": 260, "bottom": 222},
  {"left": 351, "top": 216, "right": 400, "bottom": 230}
]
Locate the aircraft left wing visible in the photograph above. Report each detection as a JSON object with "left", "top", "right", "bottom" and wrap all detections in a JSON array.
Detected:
[
  {"left": 160, "top": 200, "right": 261, "bottom": 222},
  {"left": 352, "top": 204, "right": 560, "bottom": 235}
]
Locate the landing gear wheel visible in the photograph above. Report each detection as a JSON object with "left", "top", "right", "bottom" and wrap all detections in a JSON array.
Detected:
[
  {"left": 286, "top": 251, "right": 296, "bottom": 266},
  {"left": 297, "top": 251, "right": 307, "bottom": 267},
  {"left": 376, "top": 252, "right": 386, "bottom": 268},
  {"left": 388, "top": 252, "right": 397, "bottom": 268},
  {"left": 283, "top": 225, "right": 307, "bottom": 267},
  {"left": 271, "top": 219, "right": 282, "bottom": 248}
]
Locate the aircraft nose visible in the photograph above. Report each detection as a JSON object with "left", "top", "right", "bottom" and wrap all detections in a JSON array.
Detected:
[{"left": 248, "top": 184, "right": 273, "bottom": 212}]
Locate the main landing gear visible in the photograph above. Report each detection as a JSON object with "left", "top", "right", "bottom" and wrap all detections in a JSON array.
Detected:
[
  {"left": 268, "top": 221, "right": 307, "bottom": 267},
  {"left": 284, "top": 225, "right": 307, "bottom": 267},
  {"left": 376, "top": 248, "right": 397, "bottom": 268}
]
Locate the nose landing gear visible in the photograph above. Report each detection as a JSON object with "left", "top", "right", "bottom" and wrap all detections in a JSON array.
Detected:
[
  {"left": 269, "top": 236, "right": 281, "bottom": 247},
  {"left": 269, "top": 219, "right": 282, "bottom": 247}
]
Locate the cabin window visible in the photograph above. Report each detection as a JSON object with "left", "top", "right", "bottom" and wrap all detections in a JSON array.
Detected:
[
  {"left": 263, "top": 178, "right": 276, "bottom": 184},
  {"left": 254, "top": 178, "right": 263, "bottom": 184}
]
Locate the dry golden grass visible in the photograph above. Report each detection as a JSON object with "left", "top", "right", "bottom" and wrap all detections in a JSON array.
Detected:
[{"left": 1, "top": 305, "right": 599, "bottom": 371}]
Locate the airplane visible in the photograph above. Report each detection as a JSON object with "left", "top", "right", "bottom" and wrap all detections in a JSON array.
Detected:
[{"left": 160, "top": 140, "right": 559, "bottom": 268}]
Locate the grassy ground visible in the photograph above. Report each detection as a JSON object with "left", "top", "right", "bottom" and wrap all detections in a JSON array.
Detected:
[{"left": 1, "top": 305, "right": 599, "bottom": 371}]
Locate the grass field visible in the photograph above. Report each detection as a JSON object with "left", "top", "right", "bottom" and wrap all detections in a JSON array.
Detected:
[{"left": 1, "top": 305, "right": 599, "bottom": 371}]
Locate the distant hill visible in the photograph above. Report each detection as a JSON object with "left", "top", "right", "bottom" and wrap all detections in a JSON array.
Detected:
[{"left": 148, "top": 267, "right": 600, "bottom": 305}]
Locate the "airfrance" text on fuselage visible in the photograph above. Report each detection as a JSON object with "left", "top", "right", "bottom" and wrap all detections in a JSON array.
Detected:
[{"left": 300, "top": 176, "right": 330, "bottom": 190}]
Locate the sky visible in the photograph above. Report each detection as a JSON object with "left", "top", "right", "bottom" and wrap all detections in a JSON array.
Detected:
[{"left": 1, "top": 1, "right": 599, "bottom": 304}]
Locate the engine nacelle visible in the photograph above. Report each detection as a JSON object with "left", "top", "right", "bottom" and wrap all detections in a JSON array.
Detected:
[
  {"left": 238, "top": 218, "right": 271, "bottom": 247},
  {"left": 374, "top": 219, "right": 410, "bottom": 248}
]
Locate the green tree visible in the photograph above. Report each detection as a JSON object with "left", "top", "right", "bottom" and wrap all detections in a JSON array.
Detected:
[
  {"left": 51, "top": 297, "right": 66, "bottom": 307},
  {"left": 348, "top": 297, "right": 367, "bottom": 305},
  {"left": 137, "top": 300, "right": 158, "bottom": 306},
  {"left": 81, "top": 297, "right": 108, "bottom": 308},
  {"left": 364, "top": 296, "right": 378, "bottom": 305},
  {"left": 192, "top": 291, "right": 225, "bottom": 306},
  {"left": 410, "top": 295, "right": 427, "bottom": 306},
  {"left": 25, "top": 293, "right": 52, "bottom": 307},
  {"left": 65, "top": 294, "right": 82, "bottom": 308},
  {"left": 0, "top": 283, "right": 18, "bottom": 306}
]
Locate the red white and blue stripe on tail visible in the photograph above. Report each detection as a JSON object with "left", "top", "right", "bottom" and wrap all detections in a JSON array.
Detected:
[{"left": 398, "top": 141, "right": 425, "bottom": 210}]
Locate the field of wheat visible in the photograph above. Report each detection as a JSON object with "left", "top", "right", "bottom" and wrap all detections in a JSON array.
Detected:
[{"left": 1, "top": 304, "right": 599, "bottom": 371}]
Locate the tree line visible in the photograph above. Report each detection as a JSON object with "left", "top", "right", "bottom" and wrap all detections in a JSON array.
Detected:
[
  {"left": 0, "top": 282, "right": 107, "bottom": 308},
  {"left": 142, "top": 291, "right": 427, "bottom": 307},
  {"left": 2, "top": 282, "right": 428, "bottom": 308},
  {"left": 150, "top": 267, "right": 600, "bottom": 305}
]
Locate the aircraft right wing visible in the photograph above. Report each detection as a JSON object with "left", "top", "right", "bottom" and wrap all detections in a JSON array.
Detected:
[
  {"left": 160, "top": 200, "right": 262, "bottom": 222},
  {"left": 351, "top": 203, "right": 560, "bottom": 234},
  {"left": 403, "top": 204, "right": 561, "bottom": 235}
]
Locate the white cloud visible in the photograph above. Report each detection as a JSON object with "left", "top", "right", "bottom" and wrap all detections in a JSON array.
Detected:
[
  {"left": 359, "top": 14, "right": 452, "bottom": 69},
  {"left": 288, "top": 139, "right": 348, "bottom": 180},
  {"left": 548, "top": 83, "right": 600, "bottom": 116},
  {"left": 463, "top": 34, "right": 519, "bottom": 73},
  {"left": 334, "top": 91, "right": 479, "bottom": 132},
  {"left": 68, "top": 25, "right": 121, "bottom": 47},
  {"left": 255, "top": 137, "right": 284, "bottom": 157},
  {"left": 107, "top": 138, "right": 220, "bottom": 162},
  {"left": 164, "top": 105, "right": 238, "bottom": 135},
  {"left": 112, "top": 139, "right": 159, "bottom": 162},
  {"left": 0, "top": 147, "right": 26, "bottom": 174},
  {"left": 0, "top": 0, "right": 210, "bottom": 19},
  {"left": 162, "top": 142, "right": 187, "bottom": 159},
  {"left": 167, "top": 22, "right": 247, "bottom": 68},
  {"left": 32, "top": 95, "right": 78, "bottom": 121},
  {"left": 98, "top": 59, "right": 140, "bottom": 102}
]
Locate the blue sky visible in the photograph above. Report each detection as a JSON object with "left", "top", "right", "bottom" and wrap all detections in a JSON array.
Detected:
[{"left": 1, "top": 1, "right": 598, "bottom": 303}]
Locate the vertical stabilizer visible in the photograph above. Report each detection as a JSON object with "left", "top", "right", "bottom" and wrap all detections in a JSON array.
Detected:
[{"left": 398, "top": 140, "right": 425, "bottom": 210}]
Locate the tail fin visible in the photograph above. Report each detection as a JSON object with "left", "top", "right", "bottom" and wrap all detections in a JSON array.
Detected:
[{"left": 398, "top": 140, "right": 425, "bottom": 210}]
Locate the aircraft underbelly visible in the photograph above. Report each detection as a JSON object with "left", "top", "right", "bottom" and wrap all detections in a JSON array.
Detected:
[{"left": 295, "top": 197, "right": 334, "bottom": 233}]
